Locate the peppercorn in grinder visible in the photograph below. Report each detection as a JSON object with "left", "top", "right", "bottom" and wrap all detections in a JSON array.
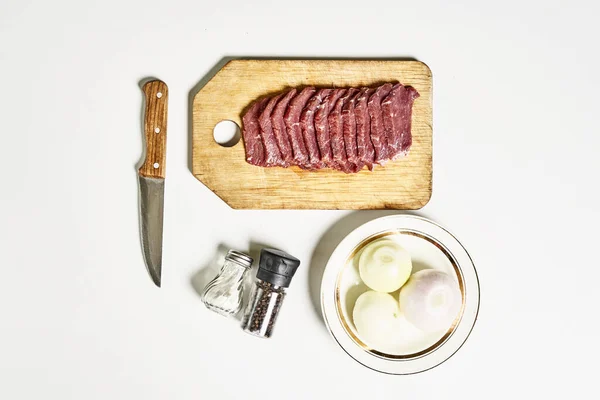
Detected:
[{"left": 241, "top": 248, "right": 301, "bottom": 338}]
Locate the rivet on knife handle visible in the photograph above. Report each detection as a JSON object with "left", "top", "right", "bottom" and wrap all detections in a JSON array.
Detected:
[{"left": 139, "top": 80, "right": 168, "bottom": 179}]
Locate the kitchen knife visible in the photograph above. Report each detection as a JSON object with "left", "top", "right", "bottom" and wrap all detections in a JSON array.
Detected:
[{"left": 138, "top": 80, "right": 168, "bottom": 287}]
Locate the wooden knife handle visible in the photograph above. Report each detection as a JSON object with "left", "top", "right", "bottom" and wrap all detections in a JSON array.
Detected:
[{"left": 139, "top": 80, "right": 168, "bottom": 179}]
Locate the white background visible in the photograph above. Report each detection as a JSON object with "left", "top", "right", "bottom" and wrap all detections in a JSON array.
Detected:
[{"left": 1, "top": 0, "right": 599, "bottom": 398}]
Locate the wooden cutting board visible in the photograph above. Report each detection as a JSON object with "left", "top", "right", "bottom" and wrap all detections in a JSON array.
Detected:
[{"left": 192, "top": 59, "right": 432, "bottom": 209}]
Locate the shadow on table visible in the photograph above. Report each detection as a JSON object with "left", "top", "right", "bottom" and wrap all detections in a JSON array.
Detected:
[
  {"left": 190, "top": 243, "right": 230, "bottom": 298},
  {"left": 307, "top": 210, "right": 426, "bottom": 329}
]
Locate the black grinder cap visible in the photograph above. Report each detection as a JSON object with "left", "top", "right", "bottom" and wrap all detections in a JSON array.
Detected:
[{"left": 256, "top": 248, "right": 301, "bottom": 288}]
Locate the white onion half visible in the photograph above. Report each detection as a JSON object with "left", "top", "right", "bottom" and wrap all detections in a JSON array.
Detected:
[
  {"left": 398, "top": 270, "right": 462, "bottom": 333},
  {"left": 352, "top": 291, "right": 399, "bottom": 349},
  {"left": 358, "top": 239, "right": 412, "bottom": 293}
]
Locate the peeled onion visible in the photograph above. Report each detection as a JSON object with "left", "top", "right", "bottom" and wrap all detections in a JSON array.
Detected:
[
  {"left": 358, "top": 239, "right": 412, "bottom": 293},
  {"left": 398, "top": 270, "right": 462, "bottom": 333},
  {"left": 352, "top": 291, "right": 399, "bottom": 348}
]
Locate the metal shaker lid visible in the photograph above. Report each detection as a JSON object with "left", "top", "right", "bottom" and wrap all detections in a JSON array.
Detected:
[{"left": 225, "top": 250, "right": 253, "bottom": 269}]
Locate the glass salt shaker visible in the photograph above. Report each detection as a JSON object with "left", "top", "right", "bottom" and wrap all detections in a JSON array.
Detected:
[
  {"left": 201, "top": 250, "right": 253, "bottom": 317},
  {"left": 241, "top": 248, "right": 300, "bottom": 338}
]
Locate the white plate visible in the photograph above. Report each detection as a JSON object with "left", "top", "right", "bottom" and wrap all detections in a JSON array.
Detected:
[{"left": 320, "top": 215, "right": 480, "bottom": 374}]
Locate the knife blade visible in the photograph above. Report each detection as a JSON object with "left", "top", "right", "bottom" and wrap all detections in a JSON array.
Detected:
[{"left": 138, "top": 80, "right": 168, "bottom": 287}]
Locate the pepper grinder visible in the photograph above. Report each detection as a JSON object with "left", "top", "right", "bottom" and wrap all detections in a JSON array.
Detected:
[{"left": 241, "top": 248, "right": 300, "bottom": 338}]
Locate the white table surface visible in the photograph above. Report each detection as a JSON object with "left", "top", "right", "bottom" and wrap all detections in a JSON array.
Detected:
[{"left": 2, "top": 0, "right": 599, "bottom": 398}]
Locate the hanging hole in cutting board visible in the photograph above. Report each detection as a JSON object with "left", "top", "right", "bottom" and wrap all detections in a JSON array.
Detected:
[{"left": 213, "top": 120, "right": 241, "bottom": 147}]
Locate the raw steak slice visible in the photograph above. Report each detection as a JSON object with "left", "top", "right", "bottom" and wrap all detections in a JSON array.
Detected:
[
  {"left": 355, "top": 88, "right": 375, "bottom": 170},
  {"left": 300, "top": 88, "right": 332, "bottom": 168},
  {"left": 368, "top": 83, "right": 393, "bottom": 164},
  {"left": 271, "top": 89, "right": 297, "bottom": 165},
  {"left": 382, "top": 84, "right": 420, "bottom": 159},
  {"left": 242, "top": 97, "right": 269, "bottom": 166},
  {"left": 329, "top": 89, "right": 355, "bottom": 173},
  {"left": 258, "top": 93, "right": 286, "bottom": 167},
  {"left": 284, "top": 87, "right": 315, "bottom": 168},
  {"left": 314, "top": 89, "right": 346, "bottom": 168},
  {"left": 342, "top": 88, "right": 362, "bottom": 172}
]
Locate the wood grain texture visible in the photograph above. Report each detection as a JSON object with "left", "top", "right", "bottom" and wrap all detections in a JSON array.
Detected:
[
  {"left": 139, "top": 80, "right": 168, "bottom": 179},
  {"left": 192, "top": 60, "right": 432, "bottom": 210}
]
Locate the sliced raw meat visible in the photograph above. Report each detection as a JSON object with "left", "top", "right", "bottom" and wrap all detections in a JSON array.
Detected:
[
  {"left": 300, "top": 88, "right": 332, "bottom": 168},
  {"left": 342, "top": 88, "right": 362, "bottom": 172},
  {"left": 382, "top": 84, "right": 420, "bottom": 159},
  {"left": 241, "top": 82, "right": 420, "bottom": 172},
  {"left": 329, "top": 89, "right": 355, "bottom": 173},
  {"left": 284, "top": 87, "right": 315, "bottom": 167},
  {"left": 355, "top": 88, "right": 375, "bottom": 170},
  {"left": 258, "top": 93, "right": 286, "bottom": 167},
  {"left": 314, "top": 89, "right": 346, "bottom": 168},
  {"left": 242, "top": 97, "right": 269, "bottom": 166},
  {"left": 271, "top": 89, "right": 297, "bottom": 165},
  {"left": 368, "top": 83, "right": 393, "bottom": 164}
]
